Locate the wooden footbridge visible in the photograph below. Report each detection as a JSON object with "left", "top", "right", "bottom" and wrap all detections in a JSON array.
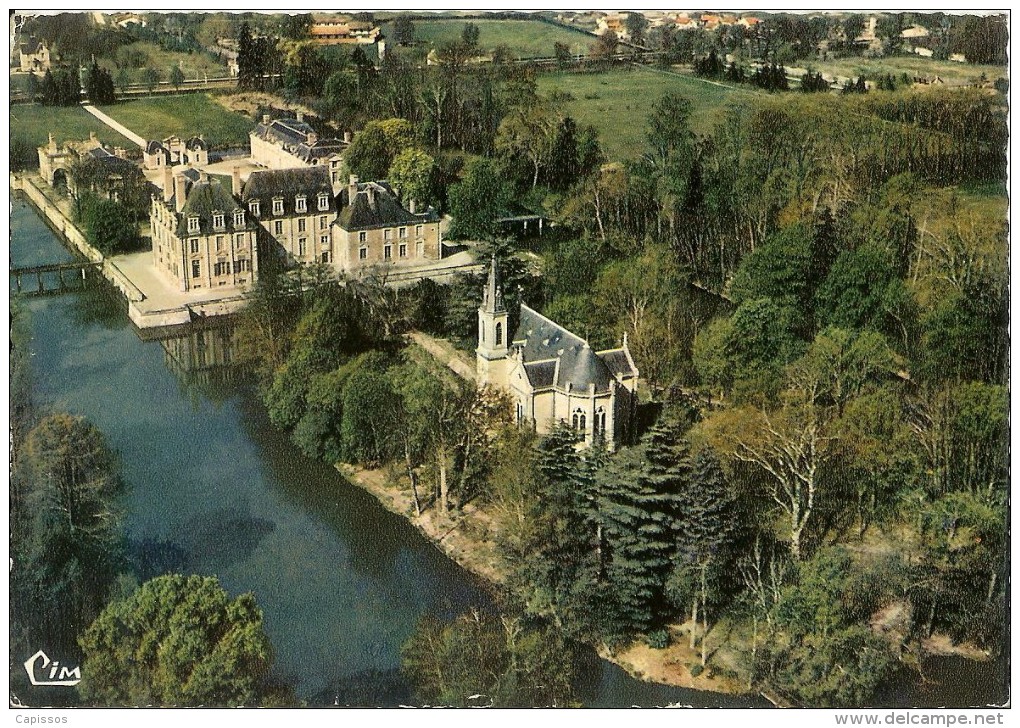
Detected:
[{"left": 10, "top": 261, "right": 104, "bottom": 296}]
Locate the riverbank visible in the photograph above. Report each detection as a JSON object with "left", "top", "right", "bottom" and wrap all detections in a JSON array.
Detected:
[{"left": 336, "top": 461, "right": 757, "bottom": 699}]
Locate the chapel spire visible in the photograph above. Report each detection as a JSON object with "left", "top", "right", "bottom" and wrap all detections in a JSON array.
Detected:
[{"left": 483, "top": 255, "right": 505, "bottom": 314}]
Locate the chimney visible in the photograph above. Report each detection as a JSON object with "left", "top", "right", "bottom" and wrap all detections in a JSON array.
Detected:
[
  {"left": 174, "top": 174, "right": 187, "bottom": 213},
  {"left": 348, "top": 174, "right": 359, "bottom": 202},
  {"left": 366, "top": 185, "right": 376, "bottom": 207},
  {"left": 163, "top": 166, "right": 173, "bottom": 203},
  {"left": 199, "top": 170, "right": 208, "bottom": 183},
  {"left": 408, "top": 198, "right": 417, "bottom": 214},
  {"left": 89, "top": 131, "right": 98, "bottom": 145},
  {"left": 232, "top": 166, "right": 242, "bottom": 197},
  {"left": 343, "top": 130, "right": 352, "bottom": 144},
  {"left": 114, "top": 146, "right": 126, "bottom": 159},
  {"left": 296, "top": 110, "right": 304, "bottom": 123},
  {"left": 48, "top": 133, "right": 57, "bottom": 153},
  {"left": 262, "top": 113, "right": 271, "bottom": 125}
]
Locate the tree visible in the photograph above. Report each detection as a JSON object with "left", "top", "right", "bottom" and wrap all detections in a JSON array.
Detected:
[
  {"left": 387, "top": 148, "right": 440, "bottom": 208},
  {"left": 12, "top": 414, "right": 125, "bottom": 651},
  {"left": 85, "top": 60, "right": 115, "bottom": 104},
  {"left": 448, "top": 158, "right": 513, "bottom": 240},
  {"left": 74, "top": 194, "right": 141, "bottom": 255},
  {"left": 814, "top": 243, "right": 905, "bottom": 333},
  {"left": 346, "top": 119, "right": 416, "bottom": 181},
  {"left": 590, "top": 30, "right": 619, "bottom": 60},
  {"left": 596, "top": 418, "right": 688, "bottom": 636},
  {"left": 461, "top": 22, "right": 480, "bottom": 49},
  {"left": 78, "top": 575, "right": 273, "bottom": 706},
  {"left": 401, "top": 610, "right": 576, "bottom": 707},
  {"left": 169, "top": 64, "right": 185, "bottom": 91},
  {"left": 668, "top": 446, "right": 740, "bottom": 665},
  {"left": 495, "top": 105, "right": 558, "bottom": 189},
  {"left": 553, "top": 41, "right": 571, "bottom": 67},
  {"left": 392, "top": 16, "right": 415, "bottom": 46},
  {"left": 115, "top": 67, "right": 131, "bottom": 94},
  {"left": 339, "top": 366, "right": 400, "bottom": 466},
  {"left": 703, "top": 400, "right": 831, "bottom": 560},
  {"left": 142, "top": 66, "right": 160, "bottom": 93},
  {"left": 624, "top": 13, "right": 649, "bottom": 45}
]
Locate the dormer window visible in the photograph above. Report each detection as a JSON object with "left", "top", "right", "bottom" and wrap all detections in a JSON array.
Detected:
[
  {"left": 212, "top": 212, "right": 225, "bottom": 229},
  {"left": 187, "top": 216, "right": 200, "bottom": 233},
  {"left": 272, "top": 197, "right": 284, "bottom": 216},
  {"left": 317, "top": 193, "right": 329, "bottom": 211},
  {"left": 234, "top": 211, "right": 246, "bottom": 227},
  {"left": 295, "top": 195, "right": 307, "bottom": 213},
  {"left": 249, "top": 200, "right": 260, "bottom": 217}
]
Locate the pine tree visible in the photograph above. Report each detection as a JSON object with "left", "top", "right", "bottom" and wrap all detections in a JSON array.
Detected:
[{"left": 597, "top": 417, "right": 689, "bottom": 637}]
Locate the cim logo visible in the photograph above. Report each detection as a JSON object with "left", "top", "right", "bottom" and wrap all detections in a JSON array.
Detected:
[{"left": 23, "top": 650, "right": 81, "bottom": 687}]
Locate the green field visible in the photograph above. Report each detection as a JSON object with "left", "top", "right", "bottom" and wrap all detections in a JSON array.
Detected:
[
  {"left": 537, "top": 68, "right": 755, "bottom": 161},
  {"left": 10, "top": 104, "right": 135, "bottom": 149},
  {"left": 810, "top": 55, "right": 1006, "bottom": 86},
  {"left": 99, "top": 41, "right": 230, "bottom": 84},
  {"left": 97, "top": 94, "right": 254, "bottom": 148},
  {"left": 382, "top": 18, "right": 595, "bottom": 59}
]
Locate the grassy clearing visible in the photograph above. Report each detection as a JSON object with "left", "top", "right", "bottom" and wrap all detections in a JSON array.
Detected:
[
  {"left": 10, "top": 104, "right": 135, "bottom": 149},
  {"left": 383, "top": 18, "right": 594, "bottom": 60},
  {"left": 809, "top": 55, "right": 1005, "bottom": 86},
  {"left": 97, "top": 94, "right": 254, "bottom": 148},
  {"left": 537, "top": 67, "right": 755, "bottom": 161},
  {"left": 98, "top": 41, "right": 230, "bottom": 84}
]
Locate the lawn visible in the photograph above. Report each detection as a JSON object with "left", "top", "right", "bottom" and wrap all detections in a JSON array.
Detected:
[
  {"left": 537, "top": 67, "right": 755, "bottom": 161},
  {"left": 96, "top": 94, "right": 255, "bottom": 148},
  {"left": 10, "top": 104, "right": 135, "bottom": 150},
  {"left": 382, "top": 18, "right": 595, "bottom": 60}
]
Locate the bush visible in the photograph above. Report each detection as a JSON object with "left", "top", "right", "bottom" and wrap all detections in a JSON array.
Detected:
[
  {"left": 645, "top": 628, "right": 671, "bottom": 649},
  {"left": 690, "top": 663, "right": 704, "bottom": 677}
]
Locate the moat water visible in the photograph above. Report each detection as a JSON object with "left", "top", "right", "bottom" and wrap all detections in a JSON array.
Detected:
[{"left": 10, "top": 198, "right": 1007, "bottom": 708}]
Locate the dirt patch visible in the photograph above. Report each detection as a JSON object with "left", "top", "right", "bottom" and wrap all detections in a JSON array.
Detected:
[
  {"left": 921, "top": 634, "right": 991, "bottom": 661},
  {"left": 214, "top": 92, "right": 317, "bottom": 122},
  {"left": 605, "top": 636, "right": 749, "bottom": 696}
]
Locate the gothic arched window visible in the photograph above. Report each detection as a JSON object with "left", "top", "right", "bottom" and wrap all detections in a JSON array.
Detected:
[{"left": 495, "top": 322, "right": 503, "bottom": 346}]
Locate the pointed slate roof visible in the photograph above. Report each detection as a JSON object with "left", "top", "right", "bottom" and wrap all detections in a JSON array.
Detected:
[
  {"left": 336, "top": 180, "right": 440, "bottom": 231},
  {"left": 175, "top": 179, "right": 253, "bottom": 237},
  {"left": 513, "top": 305, "right": 616, "bottom": 393}
]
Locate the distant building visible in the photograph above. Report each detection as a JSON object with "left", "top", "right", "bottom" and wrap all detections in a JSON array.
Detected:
[
  {"left": 16, "top": 37, "right": 50, "bottom": 72},
  {"left": 150, "top": 169, "right": 259, "bottom": 292},
  {"left": 309, "top": 17, "right": 382, "bottom": 45},
  {"left": 143, "top": 135, "right": 208, "bottom": 170},
  {"left": 334, "top": 176, "right": 442, "bottom": 272},
  {"left": 900, "top": 25, "right": 930, "bottom": 39},
  {"left": 38, "top": 132, "right": 135, "bottom": 200},
  {"left": 249, "top": 113, "right": 349, "bottom": 188},
  {"left": 476, "top": 258, "right": 638, "bottom": 450},
  {"left": 241, "top": 166, "right": 338, "bottom": 267}
]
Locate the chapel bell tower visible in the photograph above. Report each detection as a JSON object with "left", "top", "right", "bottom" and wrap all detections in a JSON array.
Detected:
[{"left": 476, "top": 256, "right": 509, "bottom": 385}]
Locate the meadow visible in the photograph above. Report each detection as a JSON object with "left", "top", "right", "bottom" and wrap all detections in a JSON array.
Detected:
[
  {"left": 96, "top": 94, "right": 254, "bottom": 148},
  {"left": 537, "top": 67, "right": 755, "bottom": 161},
  {"left": 382, "top": 18, "right": 595, "bottom": 60},
  {"left": 809, "top": 54, "right": 1006, "bottom": 86},
  {"left": 10, "top": 104, "right": 135, "bottom": 150}
]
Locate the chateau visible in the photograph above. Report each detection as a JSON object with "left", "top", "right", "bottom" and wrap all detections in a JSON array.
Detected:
[
  {"left": 477, "top": 258, "right": 638, "bottom": 449},
  {"left": 249, "top": 113, "right": 349, "bottom": 188},
  {"left": 150, "top": 168, "right": 259, "bottom": 292}
]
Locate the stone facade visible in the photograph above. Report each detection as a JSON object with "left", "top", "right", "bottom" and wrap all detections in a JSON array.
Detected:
[
  {"left": 334, "top": 176, "right": 442, "bottom": 272},
  {"left": 150, "top": 169, "right": 259, "bottom": 293},
  {"left": 477, "top": 258, "right": 639, "bottom": 449},
  {"left": 249, "top": 113, "right": 348, "bottom": 188},
  {"left": 241, "top": 167, "right": 337, "bottom": 267}
]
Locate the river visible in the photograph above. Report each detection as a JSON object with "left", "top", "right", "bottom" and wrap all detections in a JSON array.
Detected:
[{"left": 10, "top": 198, "right": 1006, "bottom": 708}]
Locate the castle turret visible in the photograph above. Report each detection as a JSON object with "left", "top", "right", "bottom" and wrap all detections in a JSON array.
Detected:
[{"left": 476, "top": 255, "right": 509, "bottom": 386}]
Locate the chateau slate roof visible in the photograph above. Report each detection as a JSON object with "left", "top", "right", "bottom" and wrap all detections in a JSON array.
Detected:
[
  {"left": 336, "top": 181, "right": 440, "bottom": 231},
  {"left": 186, "top": 136, "right": 208, "bottom": 150},
  {"left": 523, "top": 360, "right": 557, "bottom": 389},
  {"left": 241, "top": 167, "right": 335, "bottom": 216},
  {"left": 176, "top": 179, "right": 253, "bottom": 237},
  {"left": 513, "top": 305, "right": 616, "bottom": 394},
  {"left": 146, "top": 140, "right": 167, "bottom": 155},
  {"left": 252, "top": 118, "right": 347, "bottom": 164}
]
